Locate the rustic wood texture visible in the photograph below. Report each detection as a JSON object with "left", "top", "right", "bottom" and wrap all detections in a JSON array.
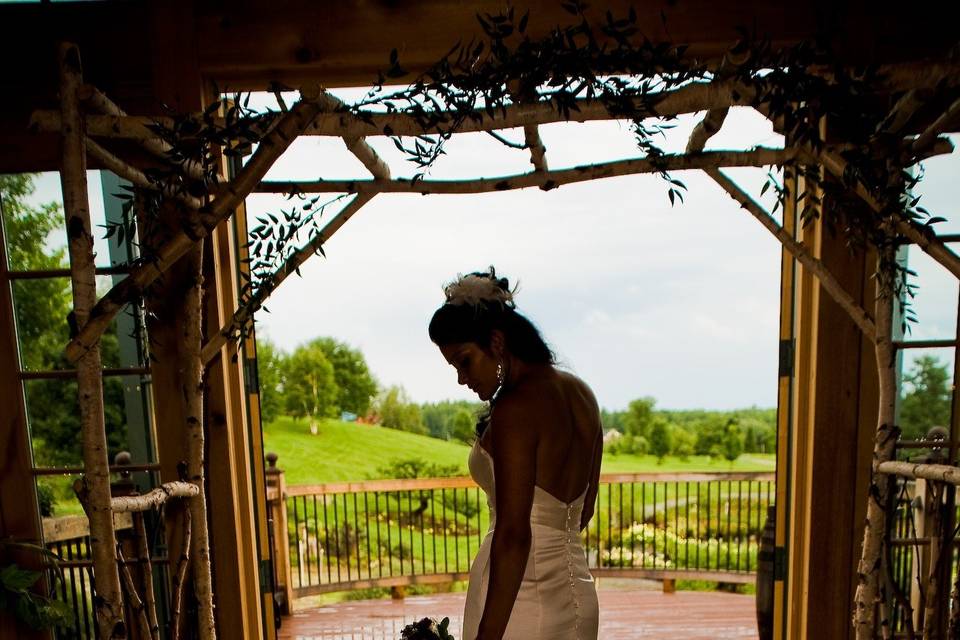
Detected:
[{"left": 58, "top": 41, "right": 126, "bottom": 640}]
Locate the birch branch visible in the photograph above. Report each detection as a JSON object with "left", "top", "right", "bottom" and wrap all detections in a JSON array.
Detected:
[
  {"left": 812, "top": 144, "right": 960, "bottom": 282},
  {"left": 133, "top": 512, "right": 160, "bottom": 640},
  {"left": 63, "top": 89, "right": 328, "bottom": 363},
  {"left": 877, "top": 89, "right": 929, "bottom": 136},
  {"left": 257, "top": 147, "right": 797, "bottom": 195},
  {"left": 117, "top": 547, "right": 152, "bottom": 640},
  {"left": 706, "top": 168, "right": 877, "bottom": 342},
  {"left": 109, "top": 482, "right": 199, "bottom": 513},
  {"left": 523, "top": 124, "right": 549, "bottom": 174},
  {"left": 85, "top": 138, "right": 203, "bottom": 210},
  {"left": 912, "top": 96, "right": 960, "bottom": 153},
  {"left": 32, "top": 78, "right": 755, "bottom": 141},
  {"left": 853, "top": 252, "right": 899, "bottom": 640},
  {"left": 686, "top": 107, "right": 729, "bottom": 153},
  {"left": 315, "top": 91, "right": 392, "bottom": 180},
  {"left": 77, "top": 84, "right": 207, "bottom": 182},
  {"left": 181, "top": 241, "right": 216, "bottom": 640},
  {"left": 59, "top": 41, "right": 126, "bottom": 640},
  {"left": 169, "top": 508, "right": 192, "bottom": 640},
  {"left": 200, "top": 193, "right": 375, "bottom": 364},
  {"left": 876, "top": 461, "right": 960, "bottom": 486}
]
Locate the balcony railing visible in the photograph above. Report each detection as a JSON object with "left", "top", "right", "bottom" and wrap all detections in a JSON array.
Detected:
[{"left": 264, "top": 462, "right": 775, "bottom": 605}]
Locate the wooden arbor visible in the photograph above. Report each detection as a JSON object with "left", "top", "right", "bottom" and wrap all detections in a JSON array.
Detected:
[{"left": 2, "top": 2, "right": 960, "bottom": 639}]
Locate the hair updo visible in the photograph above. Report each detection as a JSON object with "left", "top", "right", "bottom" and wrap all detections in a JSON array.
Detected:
[{"left": 428, "top": 267, "right": 554, "bottom": 365}]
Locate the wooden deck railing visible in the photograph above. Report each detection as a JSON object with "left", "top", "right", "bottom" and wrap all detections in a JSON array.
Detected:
[{"left": 264, "top": 456, "right": 775, "bottom": 606}]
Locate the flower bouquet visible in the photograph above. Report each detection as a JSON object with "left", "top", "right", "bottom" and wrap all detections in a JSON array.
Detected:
[{"left": 400, "top": 617, "right": 455, "bottom": 640}]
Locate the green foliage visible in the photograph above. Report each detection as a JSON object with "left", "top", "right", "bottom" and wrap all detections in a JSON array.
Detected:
[
  {"left": 421, "top": 399, "right": 482, "bottom": 441},
  {"left": 374, "top": 457, "right": 462, "bottom": 479},
  {"left": 0, "top": 542, "right": 72, "bottom": 631},
  {"left": 310, "top": 337, "right": 378, "bottom": 416},
  {"left": 2, "top": 174, "right": 127, "bottom": 467},
  {"left": 623, "top": 397, "right": 656, "bottom": 439},
  {"left": 375, "top": 386, "right": 427, "bottom": 435},
  {"left": 671, "top": 426, "right": 696, "bottom": 461},
  {"left": 35, "top": 483, "right": 55, "bottom": 518},
  {"left": 899, "top": 355, "right": 952, "bottom": 440},
  {"left": 648, "top": 418, "right": 673, "bottom": 463},
  {"left": 283, "top": 343, "right": 338, "bottom": 425},
  {"left": 255, "top": 337, "right": 285, "bottom": 424},
  {"left": 720, "top": 419, "right": 744, "bottom": 464}
]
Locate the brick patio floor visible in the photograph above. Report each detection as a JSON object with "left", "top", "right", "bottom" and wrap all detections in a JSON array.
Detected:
[{"left": 278, "top": 583, "right": 759, "bottom": 639}]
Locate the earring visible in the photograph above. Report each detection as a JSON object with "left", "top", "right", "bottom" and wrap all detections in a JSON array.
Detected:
[{"left": 496, "top": 361, "right": 504, "bottom": 387}]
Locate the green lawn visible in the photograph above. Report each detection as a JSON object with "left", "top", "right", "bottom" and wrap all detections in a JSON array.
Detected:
[
  {"left": 264, "top": 416, "right": 775, "bottom": 485},
  {"left": 264, "top": 417, "right": 471, "bottom": 485}
]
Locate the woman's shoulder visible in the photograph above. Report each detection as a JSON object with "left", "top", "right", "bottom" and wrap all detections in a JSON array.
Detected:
[{"left": 555, "top": 369, "right": 599, "bottom": 410}]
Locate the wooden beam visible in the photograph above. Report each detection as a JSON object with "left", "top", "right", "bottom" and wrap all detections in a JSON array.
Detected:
[
  {"left": 201, "top": 192, "right": 375, "bottom": 364},
  {"left": 706, "top": 168, "right": 876, "bottom": 341},
  {"left": 257, "top": 147, "right": 796, "bottom": 195}
]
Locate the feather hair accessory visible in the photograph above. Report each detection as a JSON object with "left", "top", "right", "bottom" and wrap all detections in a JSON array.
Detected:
[{"left": 443, "top": 266, "right": 515, "bottom": 308}]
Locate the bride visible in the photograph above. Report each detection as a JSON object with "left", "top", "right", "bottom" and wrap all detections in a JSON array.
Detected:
[{"left": 429, "top": 268, "right": 602, "bottom": 640}]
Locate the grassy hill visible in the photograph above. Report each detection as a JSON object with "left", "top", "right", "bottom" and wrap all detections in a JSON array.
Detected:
[
  {"left": 263, "top": 416, "right": 471, "bottom": 484},
  {"left": 263, "top": 417, "right": 775, "bottom": 485}
]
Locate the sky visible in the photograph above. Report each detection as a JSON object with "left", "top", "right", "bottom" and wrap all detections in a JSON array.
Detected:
[{"left": 20, "top": 102, "right": 959, "bottom": 412}]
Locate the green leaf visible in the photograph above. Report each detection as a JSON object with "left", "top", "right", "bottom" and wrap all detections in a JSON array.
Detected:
[{"left": 1, "top": 564, "right": 41, "bottom": 592}]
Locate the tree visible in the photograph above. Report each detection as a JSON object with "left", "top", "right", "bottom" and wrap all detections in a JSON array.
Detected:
[
  {"left": 310, "top": 337, "right": 378, "bottom": 416},
  {"left": 720, "top": 418, "right": 744, "bottom": 466},
  {"left": 282, "top": 343, "right": 338, "bottom": 432},
  {"left": 450, "top": 409, "right": 476, "bottom": 443},
  {"left": 255, "top": 337, "right": 285, "bottom": 424},
  {"left": 623, "top": 396, "right": 656, "bottom": 440},
  {"left": 374, "top": 386, "right": 426, "bottom": 435},
  {"left": 1, "top": 174, "right": 127, "bottom": 467},
  {"left": 899, "top": 355, "right": 951, "bottom": 440},
  {"left": 648, "top": 417, "right": 673, "bottom": 463},
  {"left": 671, "top": 426, "right": 696, "bottom": 461}
]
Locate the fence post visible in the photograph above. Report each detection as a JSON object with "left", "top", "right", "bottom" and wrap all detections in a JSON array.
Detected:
[{"left": 265, "top": 453, "right": 293, "bottom": 615}]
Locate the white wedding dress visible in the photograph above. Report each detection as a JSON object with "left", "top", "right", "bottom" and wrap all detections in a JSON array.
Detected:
[{"left": 461, "top": 441, "right": 599, "bottom": 639}]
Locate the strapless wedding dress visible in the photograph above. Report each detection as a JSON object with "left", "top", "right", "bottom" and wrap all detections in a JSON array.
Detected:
[{"left": 461, "top": 441, "right": 599, "bottom": 639}]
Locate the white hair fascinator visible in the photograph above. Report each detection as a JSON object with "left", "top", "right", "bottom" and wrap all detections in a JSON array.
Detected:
[{"left": 443, "top": 266, "right": 515, "bottom": 308}]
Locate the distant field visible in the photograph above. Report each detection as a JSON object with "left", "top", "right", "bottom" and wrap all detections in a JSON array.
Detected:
[{"left": 264, "top": 417, "right": 776, "bottom": 485}]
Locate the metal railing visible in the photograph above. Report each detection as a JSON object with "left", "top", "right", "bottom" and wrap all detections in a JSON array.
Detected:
[
  {"left": 43, "top": 513, "right": 135, "bottom": 640},
  {"left": 264, "top": 464, "right": 775, "bottom": 600}
]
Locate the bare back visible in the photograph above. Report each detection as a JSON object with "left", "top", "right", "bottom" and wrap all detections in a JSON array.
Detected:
[{"left": 483, "top": 368, "right": 602, "bottom": 504}]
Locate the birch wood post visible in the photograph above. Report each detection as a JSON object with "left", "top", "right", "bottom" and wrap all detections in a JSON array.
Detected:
[
  {"left": 58, "top": 41, "right": 126, "bottom": 639},
  {"left": 922, "top": 483, "right": 944, "bottom": 639},
  {"left": 170, "top": 508, "right": 192, "bottom": 640},
  {"left": 133, "top": 512, "right": 160, "bottom": 640},
  {"left": 180, "top": 239, "right": 216, "bottom": 640},
  {"left": 949, "top": 562, "right": 960, "bottom": 638},
  {"left": 117, "top": 547, "right": 152, "bottom": 640},
  {"left": 853, "top": 243, "right": 900, "bottom": 640}
]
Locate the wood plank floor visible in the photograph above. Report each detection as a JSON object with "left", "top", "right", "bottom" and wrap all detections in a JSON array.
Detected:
[{"left": 278, "top": 585, "right": 759, "bottom": 639}]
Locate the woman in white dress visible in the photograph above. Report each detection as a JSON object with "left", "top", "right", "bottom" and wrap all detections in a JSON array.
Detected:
[{"left": 429, "top": 268, "right": 602, "bottom": 640}]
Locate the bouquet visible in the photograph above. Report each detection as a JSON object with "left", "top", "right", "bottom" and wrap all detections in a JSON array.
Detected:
[{"left": 400, "top": 617, "right": 455, "bottom": 639}]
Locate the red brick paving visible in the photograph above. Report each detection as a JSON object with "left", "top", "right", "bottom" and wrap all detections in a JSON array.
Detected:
[{"left": 278, "top": 585, "right": 759, "bottom": 639}]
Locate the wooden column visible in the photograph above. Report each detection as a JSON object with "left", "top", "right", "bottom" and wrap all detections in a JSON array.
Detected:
[
  {"left": 202, "top": 196, "right": 265, "bottom": 638},
  {"left": 0, "top": 185, "right": 48, "bottom": 640},
  {"left": 784, "top": 176, "right": 879, "bottom": 639}
]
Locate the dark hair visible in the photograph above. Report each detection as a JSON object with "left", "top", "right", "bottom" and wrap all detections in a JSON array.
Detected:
[
  {"left": 429, "top": 270, "right": 554, "bottom": 438},
  {"left": 428, "top": 294, "right": 554, "bottom": 365}
]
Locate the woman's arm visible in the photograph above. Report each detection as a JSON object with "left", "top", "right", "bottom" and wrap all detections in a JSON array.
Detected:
[
  {"left": 580, "top": 424, "right": 603, "bottom": 532},
  {"left": 476, "top": 397, "right": 539, "bottom": 640}
]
